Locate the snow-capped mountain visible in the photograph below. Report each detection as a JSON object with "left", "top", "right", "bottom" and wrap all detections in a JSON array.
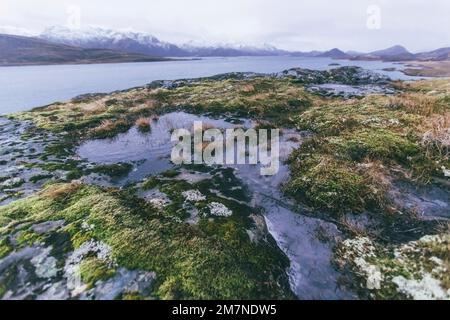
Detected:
[
  {"left": 39, "top": 26, "right": 286, "bottom": 57},
  {"left": 181, "top": 41, "right": 287, "bottom": 56},
  {"left": 40, "top": 26, "right": 186, "bottom": 57},
  {"left": 0, "top": 26, "right": 38, "bottom": 37}
]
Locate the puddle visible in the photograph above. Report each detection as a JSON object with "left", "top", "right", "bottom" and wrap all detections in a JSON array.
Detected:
[
  {"left": 76, "top": 111, "right": 355, "bottom": 299},
  {"left": 78, "top": 112, "right": 252, "bottom": 184}
]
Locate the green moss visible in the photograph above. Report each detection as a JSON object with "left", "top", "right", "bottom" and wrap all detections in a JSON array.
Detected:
[
  {"left": 15, "top": 229, "right": 45, "bottom": 246},
  {"left": 38, "top": 160, "right": 81, "bottom": 173},
  {"left": 79, "top": 257, "right": 116, "bottom": 289},
  {"left": 327, "top": 129, "right": 420, "bottom": 164},
  {"left": 0, "top": 237, "right": 13, "bottom": 259},
  {"left": 161, "top": 170, "right": 180, "bottom": 178},
  {"left": 65, "top": 170, "right": 84, "bottom": 181},
  {"left": 121, "top": 292, "right": 145, "bottom": 300},
  {"left": 288, "top": 90, "right": 449, "bottom": 215},
  {"left": 286, "top": 154, "right": 369, "bottom": 215},
  {"left": 141, "top": 177, "right": 160, "bottom": 190},
  {"left": 29, "top": 174, "right": 53, "bottom": 184},
  {"left": 90, "top": 163, "right": 133, "bottom": 178},
  {"left": 0, "top": 180, "right": 293, "bottom": 300},
  {"left": 44, "top": 141, "right": 76, "bottom": 158}
]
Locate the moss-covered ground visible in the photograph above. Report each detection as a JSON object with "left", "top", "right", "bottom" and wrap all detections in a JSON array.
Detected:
[
  {"left": 0, "top": 166, "right": 293, "bottom": 300},
  {"left": 2, "top": 70, "right": 450, "bottom": 300}
]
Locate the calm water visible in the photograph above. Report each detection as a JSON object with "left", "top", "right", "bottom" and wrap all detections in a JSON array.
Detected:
[
  {"left": 78, "top": 111, "right": 355, "bottom": 299},
  {"left": 0, "top": 56, "right": 417, "bottom": 115}
]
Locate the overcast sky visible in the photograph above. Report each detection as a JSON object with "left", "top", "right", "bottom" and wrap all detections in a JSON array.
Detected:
[{"left": 0, "top": 0, "right": 449, "bottom": 52}]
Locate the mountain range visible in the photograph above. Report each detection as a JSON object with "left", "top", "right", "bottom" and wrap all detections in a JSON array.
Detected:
[
  {"left": 0, "top": 34, "right": 170, "bottom": 66},
  {"left": 1, "top": 25, "right": 449, "bottom": 66},
  {"left": 39, "top": 26, "right": 288, "bottom": 57}
]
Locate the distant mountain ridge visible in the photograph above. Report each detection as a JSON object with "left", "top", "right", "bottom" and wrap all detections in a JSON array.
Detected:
[
  {"left": 39, "top": 26, "right": 287, "bottom": 57},
  {"left": 0, "top": 34, "right": 170, "bottom": 66},
  {"left": 37, "top": 26, "right": 450, "bottom": 61},
  {"left": 1, "top": 25, "right": 449, "bottom": 65}
]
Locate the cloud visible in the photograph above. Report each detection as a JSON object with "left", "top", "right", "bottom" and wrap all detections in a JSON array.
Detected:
[{"left": 0, "top": 0, "right": 449, "bottom": 52}]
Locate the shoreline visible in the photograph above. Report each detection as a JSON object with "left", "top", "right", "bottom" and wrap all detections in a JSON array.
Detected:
[{"left": 400, "top": 60, "right": 450, "bottom": 77}]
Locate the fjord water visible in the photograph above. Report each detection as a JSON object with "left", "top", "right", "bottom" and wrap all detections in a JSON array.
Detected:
[{"left": 0, "top": 56, "right": 417, "bottom": 114}]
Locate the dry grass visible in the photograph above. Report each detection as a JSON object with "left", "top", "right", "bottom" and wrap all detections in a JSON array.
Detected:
[
  {"left": 339, "top": 216, "right": 369, "bottom": 237},
  {"left": 386, "top": 93, "right": 441, "bottom": 116},
  {"left": 240, "top": 84, "right": 255, "bottom": 93},
  {"left": 357, "top": 159, "right": 393, "bottom": 212},
  {"left": 202, "top": 122, "right": 217, "bottom": 131},
  {"left": 41, "top": 181, "right": 83, "bottom": 200},
  {"left": 135, "top": 117, "right": 151, "bottom": 133},
  {"left": 91, "top": 119, "right": 130, "bottom": 138},
  {"left": 421, "top": 113, "right": 450, "bottom": 157},
  {"left": 79, "top": 101, "right": 107, "bottom": 115}
]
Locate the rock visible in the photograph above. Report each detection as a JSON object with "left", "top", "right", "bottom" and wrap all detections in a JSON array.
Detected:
[
  {"left": 182, "top": 190, "right": 206, "bottom": 202},
  {"left": 337, "top": 234, "right": 450, "bottom": 300},
  {"left": 277, "top": 66, "right": 391, "bottom": 85},
  {"left": 1, "top": 177, "right": 24, "bottom": 188}
]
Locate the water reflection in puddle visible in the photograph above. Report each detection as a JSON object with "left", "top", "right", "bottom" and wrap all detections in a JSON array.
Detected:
[
  {"left": 78, "top": 112, "right": 252, "bottom": 183},
  {"left": 77, "top": 111, "right": 355, "bottom": 299}
]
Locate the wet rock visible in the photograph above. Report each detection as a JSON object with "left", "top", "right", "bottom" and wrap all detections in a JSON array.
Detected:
[
  {"left": 390, "top": 181, "right": 450, "bottom": 219},
  {"left": 276, "top": 66, "right": 395, "bottom": 98},
  {"left": 30, "top": 246, "right": 58, "bottom": 279},
  {"left": 307, "top": 83, "right": 395, "bottom": 98},
  {"left": 31, "top": 220, "right": 65, "bottom": 234},
  {"left": 1, "top": 177, "right": 24, "bottom": 189},
  {"left": 278, "top": 66, "right": 391, "bottom": 85}
]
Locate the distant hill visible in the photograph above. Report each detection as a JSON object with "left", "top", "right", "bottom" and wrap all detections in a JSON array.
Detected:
[
  {"left": 0, "top": 34, "right": 170, "bottom": 66},
  {"left": 350, "top": 45, "right": 450, "bottom": 62},
  {"left": 371, "top": 45, "right": 411, "bottom": 57},
  {"left": 352, "top": 45, "right": 415, "bottom": 61},
  {"left": 318, "top": 48, "right": 350, "bottom": 59},
  {"left": 289, "top": 50, "right": 322, "bottom": 57},
  {"left": 415, "top": 47, "right": 450, "bottom": 61}
]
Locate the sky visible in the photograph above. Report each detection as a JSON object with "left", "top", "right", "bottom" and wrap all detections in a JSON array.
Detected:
[{"left": 0, "top": 0, "right": 449, "bottom": 52}]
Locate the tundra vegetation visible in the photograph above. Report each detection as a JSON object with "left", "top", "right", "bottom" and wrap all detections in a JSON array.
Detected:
[{"left": 1, "top": 68, "right": 449, "bottom": 300}]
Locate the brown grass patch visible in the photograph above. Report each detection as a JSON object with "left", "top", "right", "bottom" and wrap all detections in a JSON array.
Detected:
[
  {"left": 136, "top": 117, "right": 151, "bottom": 133},
  {"left": 386, "top": 93, "right": 441, "bottom": 116},
  {"left": 91, "top": 119, "right": 130, "bottom": 138},
  {"left": 240, "top": 84, "right": 255, "bottom": 93},
  {"left": 41, "top": 182, "right": 82, "bottom": 200},
  {"left": 421, "top": 113, "right": 450, "bottom": 157}
]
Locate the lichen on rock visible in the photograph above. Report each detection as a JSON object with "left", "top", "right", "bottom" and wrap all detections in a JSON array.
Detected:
[
  {"left": 336, "top": 234, "right": 450, "bottom": 300},
  {"left": 208, "top": 202, "right": 233, "bottom": 217}
]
